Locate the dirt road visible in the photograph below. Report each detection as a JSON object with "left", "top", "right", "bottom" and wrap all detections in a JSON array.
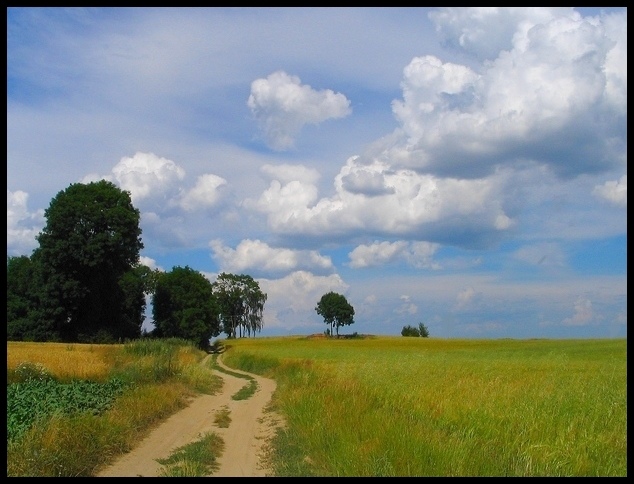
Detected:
[{"left": 96, "top": 355, "right": 282, "bottom": 477}]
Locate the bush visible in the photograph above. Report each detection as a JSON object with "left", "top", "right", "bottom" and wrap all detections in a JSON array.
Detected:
[
  {"left": 401, "top": 323, "right": 430, "bottom": 338},
  {"left": 401, "top": 325, "right": 420, "bottom": 337}
]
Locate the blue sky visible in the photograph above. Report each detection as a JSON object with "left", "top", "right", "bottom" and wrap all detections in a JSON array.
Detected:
[{"left": 7, "top": 7, "right": 627, "bottom": 339}]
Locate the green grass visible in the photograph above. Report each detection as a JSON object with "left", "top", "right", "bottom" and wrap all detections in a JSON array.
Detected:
[{"left": 221, "top": 336, "right": 627, "bottom": 477}]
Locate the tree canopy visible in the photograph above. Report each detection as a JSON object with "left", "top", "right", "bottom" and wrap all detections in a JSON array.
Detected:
[
  {"left": 211, "top": 273, "right": 267, "bottom": 338},
  {"left": 7, "top": 255, "right": 57, "bottom": 341},
  {"left": 315, "top": 291, "right": 355, "bottom": 337},
  {"left": 152, "top": 266, "right": 220, "bottom": 349},
  {"left": 9, "top": 180, "right": 144, "bottom": 343}
]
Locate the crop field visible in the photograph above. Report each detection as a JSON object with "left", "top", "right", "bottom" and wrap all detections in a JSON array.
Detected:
[
  {"left": 6, "top": 336, "right": 627, "bottom": 477},
  {"left": 221, "top": 336, "right": 627, "bottom": 476},
  {"left": 7, "top": 342, "right": 120, "bottom": 382}
]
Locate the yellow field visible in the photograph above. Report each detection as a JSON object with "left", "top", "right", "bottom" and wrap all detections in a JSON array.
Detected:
[{"left": 7, "top": 341, "right": 121, "bottom": 381}]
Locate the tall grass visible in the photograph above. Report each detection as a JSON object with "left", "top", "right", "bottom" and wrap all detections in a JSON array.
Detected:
[{"left": 222, "top": 336, "right": 626, "bottom": 477}]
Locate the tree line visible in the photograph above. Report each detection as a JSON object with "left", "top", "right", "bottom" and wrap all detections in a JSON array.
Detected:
[{"left": 6, "top": 180, "right": 266, "bottom": 349}]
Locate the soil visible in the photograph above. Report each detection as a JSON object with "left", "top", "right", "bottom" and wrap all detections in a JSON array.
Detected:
[{"left": 95, "top": 354, "right": 283, "bottom": 477}]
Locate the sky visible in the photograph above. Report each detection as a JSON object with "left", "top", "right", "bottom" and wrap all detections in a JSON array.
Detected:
[{"left": 7, "top": 7, "right": 627, "bottom": 339}]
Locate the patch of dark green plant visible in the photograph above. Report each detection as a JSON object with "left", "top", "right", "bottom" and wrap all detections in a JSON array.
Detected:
[
  {"left": 7, "top": 377, "right": 128, "bottom": 443},
  {"left": 156, "top": 431, "right": 224, "bottom": 477},
  {"left": 231, "top": 377, "right": 258, "bottom": 401}
]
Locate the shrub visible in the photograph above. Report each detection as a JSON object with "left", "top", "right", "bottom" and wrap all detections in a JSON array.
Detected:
[
  {"left": 9, "top": 362, "right": 55, "bottom": 384},
  {"left": 401, "top": 325, "right": 420, "bottom": 337},
  {"left": 401, "top": 323, "right": 430, "bottom": 337}
]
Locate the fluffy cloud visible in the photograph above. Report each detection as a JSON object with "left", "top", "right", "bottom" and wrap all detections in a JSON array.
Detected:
[
  {"left": 242, "top": 8, "right": 624, "bottom": 252},
  {"left": 247, "top": 70, "right": 352, "bottom": 150},
  {"left": 112, "top": 151, "right": 185, "bottom": 203},
  {"left": 340, "top": 160, "right": 396, "bottom": 197},
  {"left": 348, "top": 240, "right": 440, "bottom": 269},
  {"left": 139, "top": 255, "right": 163, "bottom": 272},
  {"left": 210, "top": 239, "right": 333, "bottom": 275},
  {"left": 246, "top": 157, "right": 513, "bottom": 248},
  {"left": 178, "top": 173, "right": 227, "bottom": 211},
  {"left": 386, "top": 8, "right": 626, "bottom": 180},
  {"left": 348, "top": 241, "right": 408, "bottom": 268},
  {"left": 429, "top": 7, "right": 573, "bottom": 61}
]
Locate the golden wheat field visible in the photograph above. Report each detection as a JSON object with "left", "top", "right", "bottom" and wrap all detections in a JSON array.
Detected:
[{"left": 7, "top": 341, "right": 121, "bottom": 381}]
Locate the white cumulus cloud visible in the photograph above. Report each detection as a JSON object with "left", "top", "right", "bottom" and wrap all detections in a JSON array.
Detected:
[
  {"left": 247, "top": 155, "right": 513, "bottom": 248},
  {"left": 210, "top": 239, "right": 333, "bottom": 275},
  {"left": 247, "top": 70, "right": 352, "bottom": 151},
  {"left": 348, "top": 240, "right": 441, "bottom": 269},
  {"left": 385, "top": 8, "right": 626, "bottom": 180},
  {"left": 112, "top": 151, "right": 186, "bottom": 203}
]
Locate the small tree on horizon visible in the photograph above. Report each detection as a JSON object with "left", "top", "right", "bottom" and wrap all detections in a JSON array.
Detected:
[{"left": 315, "top": 291, "right": 355, "bottom": 337}]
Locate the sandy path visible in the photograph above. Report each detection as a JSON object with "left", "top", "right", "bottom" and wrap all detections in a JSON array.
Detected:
[{"left": 96, "top": 354, "right": 281, "bottom": 477}]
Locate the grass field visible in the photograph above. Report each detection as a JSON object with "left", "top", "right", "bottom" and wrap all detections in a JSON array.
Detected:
[
  {"left": 220, "top": 336, "right": 627, "bottom": 476},
  {"left": 6, "top": 336, "right": 627, "bottom": 476}
]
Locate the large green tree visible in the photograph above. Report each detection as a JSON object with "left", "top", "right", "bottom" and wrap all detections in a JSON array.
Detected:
[
  {"left": 7, "top": 255, "right": 58, "bottom": 341},
  {"left": 33, "top": 180, "right": 144, "bottom": 342},
  {"left": 315, "top": 291, "right": 355, "bottom": 337},
  {"left": 152, "top": 266, "right": 221, "bottom": 349},
  {"left": 211, "top": 273, "right": 267, "bottom": 338}
]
